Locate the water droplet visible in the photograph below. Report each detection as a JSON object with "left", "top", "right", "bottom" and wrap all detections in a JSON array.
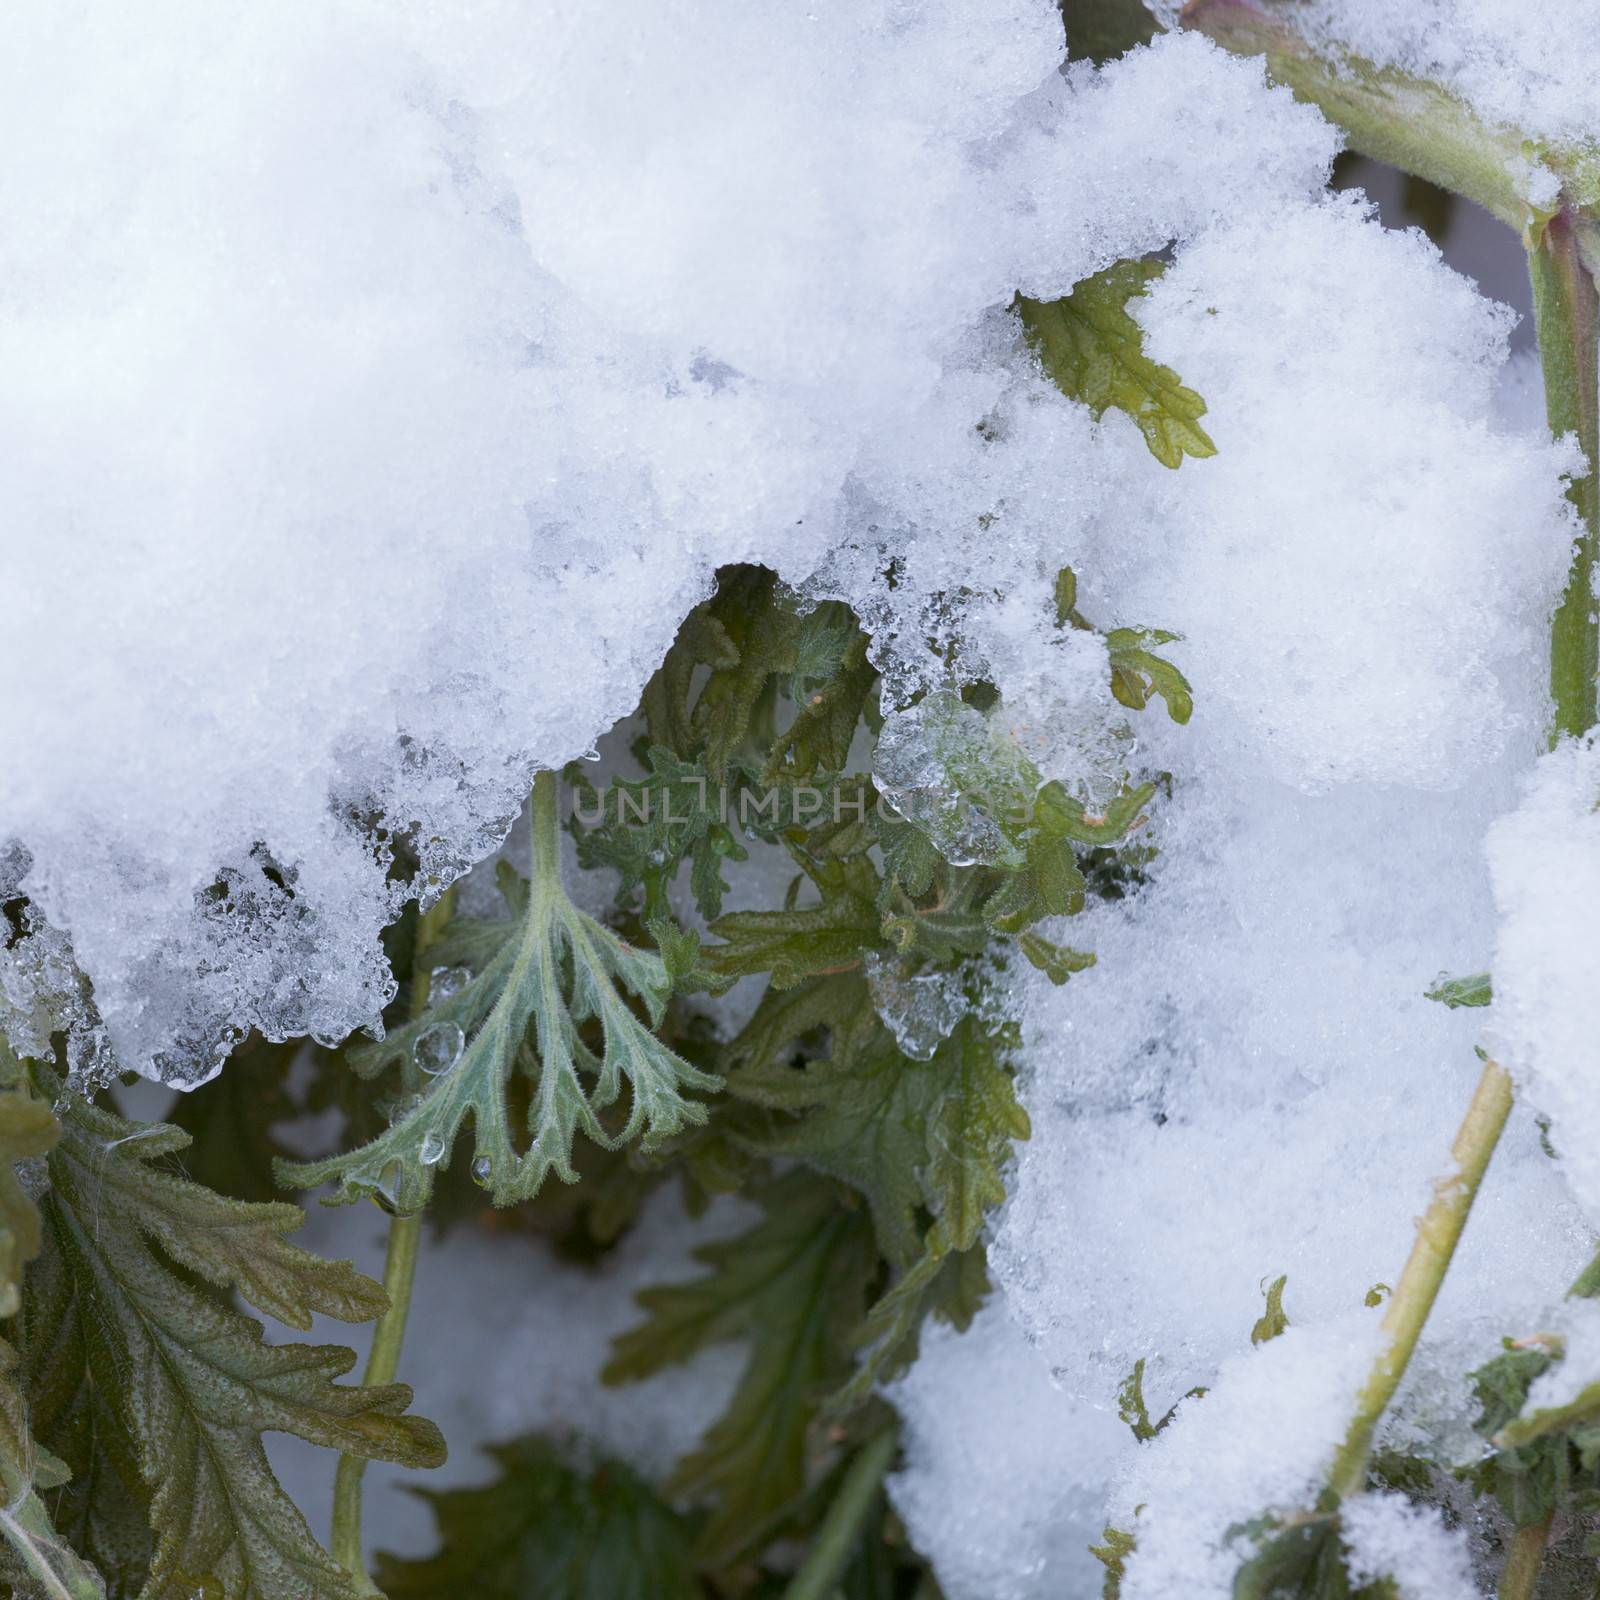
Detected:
[
  {"left": 428, "top": 964, "right": 471, "bottom": 1004},
  {"left": 413, "top": 1021, "right": 464, "bottom": 1076},
  {"left": 471, "top": 1155, "right": 492, "bottom": 1187},
  {"left": 420, "top": 1132, "right": 447, "bottom": 1166}
]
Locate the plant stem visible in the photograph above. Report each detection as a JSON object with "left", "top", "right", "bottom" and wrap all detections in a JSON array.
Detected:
[
  {"left": 782, "top": 1428, "right": 899, "bottom": 1600},
  {"left": 1497, "top": 1514, "right": 1551, "bottom": 1600},
  {"left": 530, "top": 767, "right": 562, "bottom": 892},
  {"left": 1530, "top": 208, "right": 1600, "bottom": 743},
  {"left": 329, "top": 1211, "right": 423, "bottom": 1591},
  {"left": 329, "top": 884, "right": 457, "bottom": 1590},
  {"left": 1327, "top": 1057, "right": 1514, "bottom": 1500},
  {"left": 1179, "top": 0, "right": 1554, "bottom": 230}
]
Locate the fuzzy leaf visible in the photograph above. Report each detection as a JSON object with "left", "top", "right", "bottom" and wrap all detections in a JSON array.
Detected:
[
  {"left": 375, "top": 1436, "right": 703, "bottom": 1600},
  {"left": 0, "top": 1082, "right": 58, "bottom": 1317},
  {"left": 280, "top": 806, "right": 721, "bottom": 1212},
  {"left": 0, "top": 1336, "right": 106, "bottom": 1600},
  {"left": 22, "top": 1082, "right": 445, "bottom": 1600},
  {"left": 1424, "top": 973, "right": 1492, "bottom": 1009},
  {"left": 1019, "top": 260, "right": 1217, "bottom": 469},
  {"left": 603, "top": 1172, "right": 874, "bottom": 1563}
]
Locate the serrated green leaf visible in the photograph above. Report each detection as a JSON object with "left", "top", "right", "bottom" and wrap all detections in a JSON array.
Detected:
[
  {"left": 603, "top": 1172, "right": 874, "bottom": 1564},
  {"left": 829, "top": 1245, "right": 989, "bottom": 1416},
  {"left": 1090, "top": 1526, "right": 1135, "bottom": 1600},
  {"left": 1251, "top": 1276, "right": 1290, "bottom": 1346},
  {"left": 1106, "top": 627, "right": 1194, "bottom": 725},
  {"left": 706, "top": 856, "right": 883, "bottom": 990},
  {"left": 1114, "top": 1358, "right": 1206, "bottom": 1445},
  {"left": 1424, "top": 973, "right": 1492, "bottom": 1009},
  {"left": 280, "top": 776, "right": 721, "bottom": 1212},
  {"left": 570, "top": 748, "right": 747, "bottom": 922},
  {"left": 0, "top": 1335, "right": 107, "bottom": 1600},
  {"left": 1019, "top": 260, "right": 1217, "bottom": 469},
  {"left": 374, "top": 1436, "right": 704, "bottom": 1600},
  {"left": 0, "top": 1079, "right": 58, "bottom": 1317},
  {"left": 1017, "top": 931, "right": 1096, "bottom": 986},
  {"left": 693, "top": 569, "right": 807, "bottom": 780},
  {"left": 21, "top": 1080, "right": 444, "bottom": 1600}
]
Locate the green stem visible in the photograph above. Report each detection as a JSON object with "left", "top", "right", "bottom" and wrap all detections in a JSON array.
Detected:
[
  {"left": 530, "top": 768, "right": 563, "bottom": 892},
  {"left": 1530, "top": 209, "right": 1600, "bottom": 742},
  {"left": 1328, "top": 1058, "right": 1514, "bottom": 1500},
  {"left": 1497, "top": 1513, "right": 1551, "bottom": 1600},
  {"left": 329, "top": 1213, "right": 422, "bottom": 1590},
  {"left": 1179, "top": 0, "right": 1558, "bottom": 230},
  {"left": 782, "top": 1429, "right": 899, "bottom": 1600},
  {"left": 329, "top": 884, "right": 457, "bottom": 1590}
]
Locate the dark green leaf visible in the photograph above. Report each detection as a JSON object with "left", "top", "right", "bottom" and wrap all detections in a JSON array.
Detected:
[
  {"left": 603, "top": 1172, "right": 875, "bottom": 1564},
  {"left": 375, "top": 1436, "right": 703, "bottom": 1600},
  {"left": 22, "top": 1081, "right": 445, "bottom": 1600}
]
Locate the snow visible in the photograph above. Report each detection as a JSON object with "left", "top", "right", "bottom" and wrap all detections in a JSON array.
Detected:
[
  {"left": 1342, "top": 1493, "right": 1478, "bottom": 1600},
  {"left": 1289, "top": 1, "right": 1600, "bottom": 150},
  {"left": 1488, "top": 735, "right": 1600, "bottom": 1224},
  {"left": 5, "top": 1, "right": 1599, "bottom": 1594}
]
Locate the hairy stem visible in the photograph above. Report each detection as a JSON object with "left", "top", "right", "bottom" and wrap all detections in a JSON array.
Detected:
[
  {"left": 329, "top": 884, "right": 457, "bottom": 1589},
  {"left": 1328, "top": 1058, "right": 1514, "bottom": 1500},
  {"left": 531, "top": 768, "right": 562, "bottom": 892},
  {"left": 1497, "top": 1514, "right": 1551, "bottom": 1600},
  {"left": 783, "top": 1428, "right": 899, "bottom": 1600},
  {"left": 1530, "top": 209, "right": 1600, "bottom": 742}
]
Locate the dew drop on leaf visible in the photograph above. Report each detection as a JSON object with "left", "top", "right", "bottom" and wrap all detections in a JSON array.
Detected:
[
  {"left": 413, "top": 1021, "right": 464, "bottom": 1076},
  {"left": 428, "top": 964, "right": 471, "bottom": 1004}
]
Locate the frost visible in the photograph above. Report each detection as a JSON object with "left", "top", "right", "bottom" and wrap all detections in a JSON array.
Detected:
[
  {"left": 0, "top": 8, "right": 1339, "bottom": 1086},
  {"left": 1487, "top": 735, "right": 1600, "bottom": 1222},
  {"left": 1114, "top": 1318, "right": 1377, "bottom": 1599},
  {"left": 1290, "top": 0, "right": 1600, "bottom": 149},
  {"left": 1341, "top": 1493, "right": 1477, "bottom": 1600}
]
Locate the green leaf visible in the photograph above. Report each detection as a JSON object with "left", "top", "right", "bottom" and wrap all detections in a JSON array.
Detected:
[
  {"left": 570, "top": 748, "right": 748, "bottom": 922},
  {"left": 982, "top": 780, "right": 1154, "bottom": 936},
  {"left": 0, "top": 1078, "right": 59, "bottom": 1317},
  {"left": 1017, "top": 931, "right": 1097, "bottom": 986},
  {"left": 830, "top": 1245, "right": 989, "bottom": 1416},
  {"left": 1251, "top": 1275, "right": 1290, "bottom": 1345},
  {"left": 1115, "top": 1358, "right": 1205, "bottom": 1443},
  {"left": 1105, "top": 627, "right": 1194, "bottom": 725},
  {"left": 280, "top": 776, "right": 721, "bottom": 1213},
  {"left": 0, "top": 1335, "right": 106, "bottom": 1600},
  {"left": 1424, "top": 972, "right": 1492, "bottom": 1009},
  {"left": 1019, "top": 261, "right": 1217, "bottom": 469},
  {"left": 21, "top": 1080, "right": 445, "bottom": 1600},
  {"left": 706, "top": 856, "right": 883, "bottom": 990},
  {"left": 765, "top": 606, "right": 877, "bottom": 782},
  {"left": 1463, "top": 1339, "right": 1568, "bottom": 1529},
  {"left": 603, "top": 1172, "right": 875, "bottom": 1564},
  {"left": 1089, "top": 1526, "right": 1135, "bottom": 1600},
  {"left": 692, "top": 568, "right": 806, "bottom": 780},
  {"left": 374, "top": 1436, "right": 704, "bottom": 1600}
]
